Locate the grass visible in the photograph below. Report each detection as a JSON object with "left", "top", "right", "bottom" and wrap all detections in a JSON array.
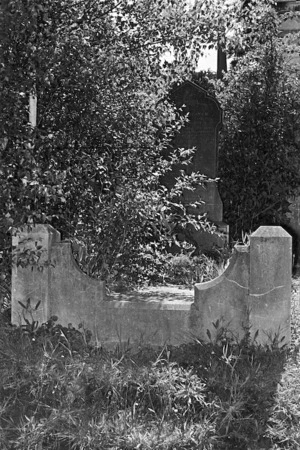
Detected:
[
  {"left": 106, "top": 248, "right": 231, "bottom": 292},
  {"left": 156, "top": 251, "right": 229, "bottom": 287},
  {"left": 0, "top": 279, "right": 299, "bottom": 449}
]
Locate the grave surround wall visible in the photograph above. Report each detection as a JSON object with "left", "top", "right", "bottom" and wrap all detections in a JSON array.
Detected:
[{"left": 12, "top": 225, "right": 292, "bottom": 348}]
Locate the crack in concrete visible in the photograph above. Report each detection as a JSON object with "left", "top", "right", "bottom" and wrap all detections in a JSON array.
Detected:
[
  {"left": 224, "top": 278, "right": 286, "bottom": 297},
  {"left": 225, "top": 277, "right": 248, "bottom": 290},
  {"left": 250, "top": 285, "right": 286, "bottom": 297}
]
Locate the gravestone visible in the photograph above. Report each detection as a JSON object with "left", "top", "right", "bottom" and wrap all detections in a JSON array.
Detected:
[
  {"left": 282, "top": 190, "right": 300, "bottom": 274},
  {"left": 163, "top": 81, "right": 228, "bottom": 250}
]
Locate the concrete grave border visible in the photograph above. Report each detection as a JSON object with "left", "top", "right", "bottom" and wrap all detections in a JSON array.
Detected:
[{"left": 12, "top": 225, "right": 292, "bottom": 348}]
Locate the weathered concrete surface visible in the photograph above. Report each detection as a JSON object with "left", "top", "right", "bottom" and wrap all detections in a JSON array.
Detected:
[
  {"left": 11, "top": 225, "right": 292, "bottom": 348},
  {"left": 102, "top": 287, "right": 193, "bottom": 347},
  {"left": 249, "top": 226, "right": 292, "bottom": 345},
  {"left": 193, "top": 227, "right": 292, "bottom": 345},
  {"left": 95, "top": 298, "right": 192, "bottom": 348},
  {"left": 50, "top": 242, "right": 105, "bottom": 336},
  {"left": 11, "top": 225, "right": 60, "bottom": 326},
  {"left": 11, "top": 226, "right": 193, "bottom": 347},
  {"left": 193, "top": 245, "right": 250, "bottom": 342}
]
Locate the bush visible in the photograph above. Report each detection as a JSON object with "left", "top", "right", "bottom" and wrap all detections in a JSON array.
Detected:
[
  {"left": 156, "top": 251, "right": 229, "bottom": 287},
  {"left": 216, "top": 6, "right": 300, "bottom": 241}
]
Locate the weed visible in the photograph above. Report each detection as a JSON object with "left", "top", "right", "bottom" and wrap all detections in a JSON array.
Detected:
[
  {"left": 0, "top": 282, "right": 299, "bottom": 449},
  {"left": 161, "top": 251, "right": 229, "bottom": 287}
]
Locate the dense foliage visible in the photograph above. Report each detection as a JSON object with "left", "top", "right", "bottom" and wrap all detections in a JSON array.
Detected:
[
  {"left": 215, "top": 1, "right": 300, "bottom": 240},
  {"left": 0, "top": 0, "right": 228, "bottom": 286},
  {"left": 1, "top": 0, "right": 300, "bottom": 286}
]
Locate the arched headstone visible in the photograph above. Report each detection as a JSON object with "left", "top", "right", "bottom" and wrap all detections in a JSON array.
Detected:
[{"left": 163, "top": 81, "right": 228, "bottom": 250}]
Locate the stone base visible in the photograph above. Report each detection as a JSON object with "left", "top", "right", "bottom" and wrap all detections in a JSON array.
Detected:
[
  {"left": 184, "top": 182, "right": 224, "bottom": 223},
  {"left": 191, "top": 221, "right": 229, "bottom": 253},
  {"left": 293, "top": 264, "right": 300, "bottom": 276},
  {"left": 171, "top": 221, "right": 229, "bottom": 254},
  {"left": 282, "top": 193, "right": 300, "bottom": 272}
]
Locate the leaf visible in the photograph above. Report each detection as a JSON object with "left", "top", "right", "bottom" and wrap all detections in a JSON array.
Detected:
[
  {"left": 35, "top": 300, "right": 41, "bottom": 310},
  {"left": 213, "top": 319, "right": 220, "bottom": 329},
  {"left": 18, "top": 301, "right": 27, "bottom": 309}
]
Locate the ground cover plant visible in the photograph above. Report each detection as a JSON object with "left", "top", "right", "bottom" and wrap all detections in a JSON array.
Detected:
[
  {"left": 0, "top": 279, "right": 299, "bottom": 450},
  {"left": 128, "top": 246, "right": 230, "bottom": 289}
]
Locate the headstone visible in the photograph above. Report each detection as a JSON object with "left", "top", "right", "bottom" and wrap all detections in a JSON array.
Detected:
[
  {"left": 162, "top": 81, "right": 228, "bottom": 250},
  {"left": 283, "top": 191, "right": 300, "bottom": 274}
]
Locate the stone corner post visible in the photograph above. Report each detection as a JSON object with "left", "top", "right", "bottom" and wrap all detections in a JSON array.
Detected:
[
  {"left": 249, "top": 226, "right": 292, "bottom": 346},
  {"left": 11, "top": 224, "right": 61, "bottom": 327}
]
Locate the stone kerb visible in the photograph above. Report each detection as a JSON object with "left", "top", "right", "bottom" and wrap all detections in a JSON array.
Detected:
[
  {"left": 193, "top": 226, "right": 292, "bottom": 346},
  {"left": 192, "top": 244, "right": 250, "bottom": 342},
  {"left": 11, "top": 225, "right": 192, "bottom": 347},
  {"left": 11, "top": 224, "right": 105, "bottom": 331},
  {"left": 11, "top": 224, "right": 61, "bottom": 326},
  {"left": 49, "top": 240, "right": 105, "bottom": 334},
  {"left": 249, "top": 226, "right": 292, "bottom": 345},
  {"left": 11, "top": 225, "right": 292, "bottom": 348}
]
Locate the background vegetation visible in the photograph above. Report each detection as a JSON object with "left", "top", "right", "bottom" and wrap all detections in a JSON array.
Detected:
[
  {"left": 0, "top": 0, "right": 222, "bottom": 288},
  {"left": 1, "top": 1, "right": 300, "bottom": 287},
  {"left": 215, "top": 1, "right": 300, "bottom": 241}
]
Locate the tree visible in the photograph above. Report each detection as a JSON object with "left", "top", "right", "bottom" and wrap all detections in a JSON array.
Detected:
[
  {"left": 214, "top": 1, "right": 300, "bottom": 240},
  {"left": 0, "top": 0, "right": 226, "bottom": 286}
]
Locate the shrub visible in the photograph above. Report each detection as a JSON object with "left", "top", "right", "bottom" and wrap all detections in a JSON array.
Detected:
[{"left": 216, "top": 6, "right": 300, "bottom": 241}]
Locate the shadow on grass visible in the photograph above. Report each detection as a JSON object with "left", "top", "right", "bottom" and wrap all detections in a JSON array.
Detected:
[
  {"left": 168, "top": 337, "right": 289, "bottom": 449},
  {"left": 130, "top": 320, "right": 292, "bottom": 450},
  {"left": 0, "top": 311, "right": 296, "bottom": 450}
]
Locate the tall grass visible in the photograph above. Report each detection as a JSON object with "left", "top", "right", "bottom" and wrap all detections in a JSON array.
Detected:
[{"left": 0, "top": 280, "right": 299, "bottom": 449}]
